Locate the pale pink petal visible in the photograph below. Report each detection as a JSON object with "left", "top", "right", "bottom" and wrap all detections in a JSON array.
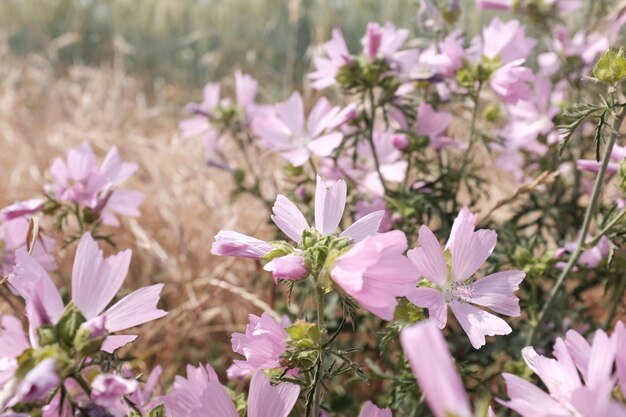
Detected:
[
  {"left": 308, "top": 132, "right": 343, "bottom": 157},
  {"left": 0, "top": 315, "right": 30, "bottom": 358},
  {"left": 314, "top": 175, "right": 347, "bottom": 235},
  {"left": 271, "top": 195, "right": 309, "bottom": 243},
  {"left": 275, "top": 92, "right": 304, "bottom": 136},
  {"left": 211, "top": 230, "right": 273, "bottom": 259},
  {"left": 450, "top": 302, "right": 511, "bottom": 349},
  {"left": 341, "top": 210, "right": 385, "bottom": 243},
  {"left": 586, "top": 329, "right": 616, "bottom": 391},
  {"left": 615, "top": 321, "right": 626, "bottom": 398},
  {"left": 359, "top": 400, "right": 392, "bottom": 417},
  {"left": 101, "top": 335, "right": 138, "bottom": 353},
  {"left": 406, "top": 287, "right": 448, "bottom": 329},
  {"left": 247, "top": 371, "right": 300, "bottom": 417},
  {"left": 407, "top": 225, "right": 448, "bottom": 286},
  {"left": 103, "top": 284, "right": 167, "bottom": 332},
  {"left": 71, "top": 233, "right": 131, "bottom": 320},
  {"left": 565, "top": 329, "right": 591, "bottom": 380},
  {"left": 104, "top": 189, "right": 144, "bottom": 218},
  {"left": 100, "top": 147, "right": 138, "bottom": 185},
  {"left": 498, "top": 373, "right": 566, "bottom": 416},
  {"left": 400, "top": 321, "right": 472, "bottom": 417},
  {"left": 469, "top": 270, "right": 525, "bottom": 316},
  {"left": 447, "top": 208, "right": 496, "bottom": 282}
]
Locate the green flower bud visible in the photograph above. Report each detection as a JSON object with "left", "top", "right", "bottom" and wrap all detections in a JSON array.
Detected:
[
  {"left": 286, "top": 321, "right": 321, "bottom": 350},
  {"left": 262, "top": 241, "right": 295, "bottom": 262},
  {"left": 73, "top": 326, "right": 105, "bottom": 355},
  {"left": 56, "top": 303, "right": 86, "bottom": 348},
  {"left": 233, "top": 168, "right": 246, "bottom": 185},
  {"left": 36, "top": 326, "right": 57, "bottom": 347},
  {"left": 148, "top": 404, "right": 166, "bottom": 417},
  {"left": 593, "top": 49, "right": 626, "bottom": 84},
  {"left": 483, "top": 104, "right": 501, "bottom": 123}
]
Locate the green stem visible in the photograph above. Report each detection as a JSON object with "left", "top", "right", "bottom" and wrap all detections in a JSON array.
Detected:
[
  {"left": 365, "top": 88, "right": 388, "bottom": 195},
  {"left": 527, "top": 107, "right": 626, "bottom": 345},
  {"left": 311, "top": 287, "right": 325, "bottom": 417},
  {"left": 455, "top": 82, "right": 482, "bottom": 202}
]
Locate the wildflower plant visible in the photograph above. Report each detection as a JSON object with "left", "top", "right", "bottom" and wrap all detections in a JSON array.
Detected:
[{"left": 3, "top": 0, "right": 626, "bottom": 416}]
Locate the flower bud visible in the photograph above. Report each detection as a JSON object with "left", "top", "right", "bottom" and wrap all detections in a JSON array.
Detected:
[
  {"left": 592, "top": 49, "right": 626, "bottom": 84},
  {"left": 264, "top": 254, "right": 309, "bottom": 283}
]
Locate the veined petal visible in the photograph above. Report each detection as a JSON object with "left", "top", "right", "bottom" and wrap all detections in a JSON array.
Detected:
[
  {"left": 469, "top": 270, "right": 525, "bottom": 316},
  {"left": 359, "top": 401, "right": 392, "bottom": 417},
  {"left": 275, "top": 92, "right": 304, "bottom": 136},
  {"left": 211, "top": 230, "right": 272, "bottom": 259},
  {"left": 450, "top": 302, "right": 511, "bottom": 349},
  {"left": 341, "top": 210, "right": 384, "bottom": 242},
  {"left": 103, "top": 284, "right": 167, "bottom": 333},
  {"left": 271, "top": 195, "right": 309, "bottom": 243},
  {"left": 314, "top": 175, "right": 347, "bottom": 235},
  {"left": 71, "top": 233, "right": 131, "bottom": 320},
  {"left": 406, "top": 287, "right": 448, "bottom": 329},
  {"left": 101, "top": 335, "right": 138, "bottom": 353},
  {"left": 247, "top": 371, "right": 300, "bottom": 417},
  {"left": 498, "top": 373, "right": 566, "bottom": 417},
  {"left": 407, "top": 225, "right": 447, "bottom": 286}
]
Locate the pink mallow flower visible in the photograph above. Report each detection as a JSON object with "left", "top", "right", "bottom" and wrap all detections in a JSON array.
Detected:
[
  {"left": 253, "top": 92, "right": 355, "bottom": 167},
  {"left": 91, "top": 373, "right": 138, "bottom": 415},
  {"left": 490, "top": 59, "right": 535, "bottom": 104},
  {"left": 10, "top": 233, "right": 167, "bottom": 352},
  {"left": 499, "top": 325, "right": 626, "bottom": 417},
  {"left": 330, "top": 230, "right": 419, "bottom": 320},
  {"left": 361, "top": 22, "right": 410, "bottom": 62},
  {"left": 480, "top": 18, "right": 536, "bottom": 64},
  {"left": 212, "top": 175, "right": 385, "bottom": 282},
  {"left": 406, "top": 207, "right": 525, "bottom": 349},
  {"left": 415, "top": 103, "right": 458, "bottom": 149},
  {"left": 47, "top": 142, "right": 144, "bottom": 226},
  {"left": 577, "top": 145, "right": 626, "bottom": 175},
  {"left": 309, "top": 28, "right": 353, "bottom": 89},
  {"left": 1, "top": 216, "right": 56, "bottom": 276},
  {"left": 264, "top": 253, "right": 309, "bottom": 283},
  {"left": 227, "top": 312, "right": 289, "bottom": 379},
  {"left": 165, "top": 365, "right": 299, "bottom": 417},
  {"left": 400, "top": 320, "right": 473, "bottom": 417}
]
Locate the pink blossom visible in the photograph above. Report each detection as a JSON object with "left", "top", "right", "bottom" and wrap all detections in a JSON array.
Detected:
[
  {"left": 309, "top": 29, "right": 353, "bottom": 89},
  {"left": 10, "top": 233, "right": 167, "bottom": 351},
  {"left": 556, "top": 235, "right": 610, "bottom": 269},
  {"left": 415, "top": 103, "right": 459, "bottom": 149},
  {"left": 400, "top": 321, "right": 472, "bottom": 417},
  {"left": 127, "top": 366, "right": 163, "bottom": 414},
  {"left": 228, "top": 312, "right": 289, "bottom": 378},
  {"left": 577, "top": 145, "right": 626, "bottom": 175},
  {"left": 360, "top": 22, "right": 409, "bottom": 62},
  {"left": 407, "top": 208, "right": 525, "bottom": 348},
  {"left": 91, "top": 374, "right": 138, "bottom": 414},
  {"left": 0, "top": 199, "right": 44, "bottom": 222},
  {"left": 9, "top": 359, "right": 59, "bottom": 407},
  {"left": 253, "top": 92, "right": 355, "bottom": 167},
  {"left": 481, "top": 18, "right": 536, "bottom": 63},
  {"left": 165, "top": 365, "right": 299, "bottom": 417},
  {"left": 331, "top": 230, "right": 419, "bottom": 320},
  {"left": 47, "top": 142, "right": 144, "bottom": 226},
  {"left": 264, "top": 253, "right": 309, "bottom": 283},
  {"left": 355, "top": 197, "right": 392, "bottom": 233},
  {"left": 499, "top": 326, "right": 626, "bottom": 417},
  {"left": 419, "top": 30, "right": 465, "bottom": 77},
  {"left": 212, "top": 175, "right": 385, "bottom": 261},
  {"left": 1, "top": 217, "right": 56, "bottom": 276},
  {"left": 490, "top": 59, "right": 535, "bottom": 104},
  {"left": 359, "top": 401, "right": 392, "bottom": 417}
]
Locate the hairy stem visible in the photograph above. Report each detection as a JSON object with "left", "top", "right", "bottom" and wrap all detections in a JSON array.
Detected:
[
  {"left": 311, "top": 287, "right": 326, "bottom": 417},
  {"left": 527, "top": 107, "right": 625, "bottom": 345}
]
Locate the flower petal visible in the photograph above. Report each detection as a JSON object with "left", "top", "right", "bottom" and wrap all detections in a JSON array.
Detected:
[
  {"left": 103, "top": 284, "right": 167, "bottom": 333},
  {"left": 247, "top": 371, "right": 300, "bottom": 417},
  {"left": 407, "top": 225, "right": 447, "bottom": 286},
  {"left": 450, "top": 302, "right": 511, "bottom": 349},
  {"left": 314, "top": 175, "right": 347, "bottom": 235},
  {"left": 406, "top": 287, "right": 448, "bottom": 329},
  {"left": 341, "top": 210, "right": 385, "bottom": 243},
  {"left": 271, "top": 195, "right": 309, "bottom": 243},
  {"left": 469, "top": 270, "right": 525, "bottom": 316}
]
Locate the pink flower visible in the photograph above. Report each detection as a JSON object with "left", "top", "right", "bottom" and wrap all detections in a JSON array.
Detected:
[
  {"left": 0, "top": 199, "right": 44, "bottom": 222},
  {"left": 400, "top": 321, "right": 472, "bottom": 417},
  {"left": 1, "top": 217, "right": 56, "bottom": 276},
  {"left": 481, "top": 18, "right": 536, "bottom": 63},
  {"left": 490, "top": 59, "right": 535, "bottom": 104},
  {"left": 309, "top": 29, "right": 353, "bottom": 89},
  {"left": 360, "top": 22, "right": 409, "bottom": 62},
  {"left": 556, "top": 235, "right": 610, "bottom": 269},
  {"left": 355, "top": 197, "right": 392, "bottom": 233},
  {"left": 0, "top": 316, "right": 30, "bottom": 390},
  {"left": 264, "top": 253, "right": 309, "bottom": 283},
  {"left": 11, "top": 359, "right": 59, "bottom": 405},
  {"left": 418, "top": 30, "right": 465, "bottom": 77},
  {"left": 330, "top": 230, "right": 419, "bottom": 320},
  {"left": 228, "top": 313, "right": 289, "bottom": 379},
  {"left": 415, "top": 103, "right": 458, "bottom": 149},
  {"left": 91, "top": 374, "right": 138, "bottom": 413},
  {"left": 10, "top": 233, "right": 167, "bottom": 352},
  {"left": 165, "top": 365, "right": 300, "bottom": 417},
  {"left": 253, "top": 92, "right": 355, "bottom": 167},
  {"left": 47, "top": 142, "right": 144, "bottom": 226},
  {"left": 577, "top": 145, "right": 626, "bottom": 175},
  {"left": 407, "top": 207, "right": 525, "bottom": 348},
  {"left": 359, "top": 401, "right": 392, "bottom": 417},
  {"left": 212, "top": 175, "right": 385, "bottom": 261},
  {"left": 499, "top": 326, "right": 626, "bottom": 417}
]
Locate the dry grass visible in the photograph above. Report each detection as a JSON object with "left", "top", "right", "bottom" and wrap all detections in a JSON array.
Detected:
[{"left": 0, "top": 44, "right": 283, "bottom": 381}]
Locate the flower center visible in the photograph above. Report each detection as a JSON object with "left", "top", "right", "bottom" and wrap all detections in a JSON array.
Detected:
[{"left": 444, "top": 282, "right": 474, "bottom": 304}]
